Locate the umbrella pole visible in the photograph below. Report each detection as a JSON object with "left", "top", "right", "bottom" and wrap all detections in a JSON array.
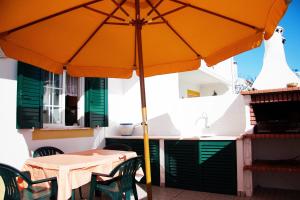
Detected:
[{"left": 135, "top": 0, "right": 152, "bottom": 199}]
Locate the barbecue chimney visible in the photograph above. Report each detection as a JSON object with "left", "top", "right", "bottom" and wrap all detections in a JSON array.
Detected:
[{"left": 252, "top": 26, "right": 300, "bottom": 90}]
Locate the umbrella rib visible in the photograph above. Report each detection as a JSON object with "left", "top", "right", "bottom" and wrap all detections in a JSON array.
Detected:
[
  {"left": 145, "top": 0, "right": 201, "bottom": 58},
  {"left": 4, "top": 0, "right": 102, "bottom": 34},
  {"left": 111, "top": 0, "right": 130, "bottom": 17},
  {"left": 171, "top": 0, "right": 261, "bottom": 30},
  {"left": 147, "top": 0, "right": 164, "bottom": 17},
  {"left": 67, "top": 0, "right": 128, "bottom": 65},
  {"left": 133, "top": 25, "right": 137, "bottom": 68},
  {"left": 105, "top": 22, "right": 131, "bottom": 25},
  {"left": 152, "top": 5, "right": 187, "bottom": 21},
  {"left": 145, "top": 21, "right": 165, "bottom": 25},
  {"left": 84, "top": 6, "right": 126, "bottom": 22}
]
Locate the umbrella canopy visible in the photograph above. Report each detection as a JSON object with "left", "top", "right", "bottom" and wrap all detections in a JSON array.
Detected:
[
  {"left": 0, "top": 0, "right": 288, "bottom": 78},
  {"left": 0, "top": 0, "right": 289, "bottom": 199}
]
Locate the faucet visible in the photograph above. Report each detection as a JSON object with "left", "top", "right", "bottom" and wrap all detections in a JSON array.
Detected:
[{"left": 195, "top": 112, "right": 209, "bottom": 128}]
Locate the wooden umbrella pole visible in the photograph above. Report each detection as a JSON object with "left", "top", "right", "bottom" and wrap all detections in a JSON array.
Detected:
[{"left": 135, "top": 0, "right": 152, "bottom": 199}]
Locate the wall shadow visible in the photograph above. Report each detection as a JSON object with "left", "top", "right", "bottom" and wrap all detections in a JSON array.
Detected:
[
  {"left": 207, "top": 95, "right": 246, "bottom": 135},
  {"left": 0, "top": 58, "right": 17, "bottom": 81},
  {"left": 147, "top": 113, "right": 181, "bottom": 136},
  {"left": 122, "top": 74, "right": 139, "bottom": 94}
]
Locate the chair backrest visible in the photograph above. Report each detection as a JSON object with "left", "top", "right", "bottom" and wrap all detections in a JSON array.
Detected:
[
  {"left": 109, "top": 156, "right": 143, "bottom": 192},
  {"left": 33, "top": 146, "right": 64, "bottom": 157},
  {"left": 104, "top": 143, "right": 133, "bottom": 151},
  {"left": 0, "top": 163, "right": 31, "bottom": 199}
]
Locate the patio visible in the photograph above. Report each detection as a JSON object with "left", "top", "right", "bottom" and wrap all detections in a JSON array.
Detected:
[
  {"left": 76, "top": 184, "right": 300, "bottom": 200},
  {"left": 0, "top": 1, "right": 298, "bottom": 200}
]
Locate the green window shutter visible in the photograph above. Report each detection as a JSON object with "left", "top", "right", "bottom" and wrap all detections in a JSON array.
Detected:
[
  {"left": 17, "top": 62, "right": 44, "bottom": 129},
  {"left": 85, "top": 78, "right": 108, "bottom": 128},
  {"left": 199, "top": 140, "right": 237, "bottom": 195},
  {"left": 165, "top": 140, "right": 199, "bottom": 190}
]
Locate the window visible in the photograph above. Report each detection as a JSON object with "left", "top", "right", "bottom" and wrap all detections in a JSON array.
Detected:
[
  {"left": 42, "top": 71, "right": 80, "bottom": 127},
  {"left": 16, "top": 62, "right": 108, "bottom": 129}
]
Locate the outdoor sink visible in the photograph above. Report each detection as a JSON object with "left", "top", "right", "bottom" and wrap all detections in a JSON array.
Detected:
[{"left": 199, "top": 134, "right": 215, "bottom": 138}]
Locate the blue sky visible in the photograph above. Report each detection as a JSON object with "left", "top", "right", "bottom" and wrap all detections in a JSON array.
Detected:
[{"left": 235, "top": 1, "right": 300, "bottom": 80}]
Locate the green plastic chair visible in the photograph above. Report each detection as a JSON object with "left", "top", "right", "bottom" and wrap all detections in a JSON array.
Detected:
[
  {"left": 33, "top": 146, "right": 64, "bottom": 158},
  {"left": 88, "top": 156, "right": 143, "bottom": 200},
  {"left": 0, "top": 163, "right": 57, "bottom": 200}
]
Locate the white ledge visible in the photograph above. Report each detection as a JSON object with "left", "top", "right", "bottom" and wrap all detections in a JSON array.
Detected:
[{"left": 105, "top": 135, "right": 240, "bottom": 140}]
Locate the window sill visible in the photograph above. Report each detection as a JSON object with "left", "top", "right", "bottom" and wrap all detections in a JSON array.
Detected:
[{"left": 32, "top": 128, "right": 94, "bottom": 140}]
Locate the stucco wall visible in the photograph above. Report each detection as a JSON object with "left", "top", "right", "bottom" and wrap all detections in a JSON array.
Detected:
[
  {"left": 198, "top": 83, "right": 230, "bottom": 96},
  {"left": 178, "top": 58, "right": 237, "bottom": 98},
  {"left": 178, "top": 79, "right": 199, "bottom": 98},
  {"left": 203, "top": 58, "right": 238, "bottom": 84},
  {"left": 107, "top": 72, "right": 247, "bottom": 137},
  {"left": 107, "top": 73, "right": 180, "bottom": 136}
]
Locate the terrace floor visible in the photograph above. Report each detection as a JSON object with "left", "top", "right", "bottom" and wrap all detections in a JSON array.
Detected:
[{"left": 76, "top": 184, "right": 300, "bottom": 200}]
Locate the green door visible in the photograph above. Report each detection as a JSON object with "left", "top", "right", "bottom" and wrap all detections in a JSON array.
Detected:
[
  {"left": 199, "top": 140, "right": 237, "bottom": 195},
  {"left": 165, "top": 140, "right": 199, "bottom": 190}
]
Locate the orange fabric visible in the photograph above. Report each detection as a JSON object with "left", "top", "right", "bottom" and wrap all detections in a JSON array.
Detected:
[
  {"left": 0, "top": 0, "right": 288, "bottom": 77},
  {"left": 23, "top": 149, "right": 140, "bottom": 200}
]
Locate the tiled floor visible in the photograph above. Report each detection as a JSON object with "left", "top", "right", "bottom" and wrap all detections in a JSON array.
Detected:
[{"left": 76, "top": 184, "right": 300, "bottom": 200}]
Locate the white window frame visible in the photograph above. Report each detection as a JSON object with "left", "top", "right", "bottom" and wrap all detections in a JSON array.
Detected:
[{"left": 43, "top": 70, "right": 85, "bottom": 129}]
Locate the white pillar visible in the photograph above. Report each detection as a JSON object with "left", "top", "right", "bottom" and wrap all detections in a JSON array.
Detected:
[
  {"left": 244, "top": 138, "right": 253, "bottom": 196},
  {"left": 159, "top": 139, "right": 165, "bottom": 187}
]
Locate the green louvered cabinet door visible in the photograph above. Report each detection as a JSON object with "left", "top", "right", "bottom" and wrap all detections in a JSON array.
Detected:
[
  {"left": 165, "top": 140, "right": 199, "bottom": 190},
  {"left": 17, "top": 62, "right": 44, "bottom": 128},
  {"left": 105, "top": 138, "right": 160, "bottom": 186},
  {"left": 85, "top": 78, "right": 108, "bottom": 128},
  {"left": 199, "top": 140, "right": 237, "bottom": 195}
]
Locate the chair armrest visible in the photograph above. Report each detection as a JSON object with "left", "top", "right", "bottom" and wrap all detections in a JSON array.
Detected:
[
  {"left": 91, "top": 172, "right": 112, "bottom": 178},
  {"left": 91, "top": 172, "right": 120, "bottom": 185},
  {"left": 31, "top": 176, "right": 57, "bottom": 185},
  {"left": 21, "top": 171, "right": 31, "bottom": 179},
  {"left": 27, "top": 177, "right": 57, "bottom": 196}
]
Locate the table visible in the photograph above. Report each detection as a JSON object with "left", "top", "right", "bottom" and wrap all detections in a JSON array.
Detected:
[{"left": 23, "top": 149, "right": 138, "bottom": 200}]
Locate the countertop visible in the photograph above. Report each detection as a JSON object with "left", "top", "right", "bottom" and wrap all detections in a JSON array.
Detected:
[{"left": 105, "top": 135, "right": 241, "bottom": 140}]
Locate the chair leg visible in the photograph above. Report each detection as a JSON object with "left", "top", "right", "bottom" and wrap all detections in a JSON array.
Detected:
[
  {"left": 112, "top": 193, "right": 123, "bottom": 200},
  {"left": 50, "top": 180, "right": 58, "bottom": 200},
  {"left": 72, "top": 189, "right": 76, "bottom": 200},
  {"left": 89, "top": 176, "right": 97, "bottom": 200},
  {"left": 79, "top": 187, "right": 84, "bottom": 199},
  {"left": 132, "top": 184, "right": 138, "bottom": 200},
  {"left": 125, "top": 191, "right": 131, "bottom": 200},
  {"left": 95, "top": 190, "right": 102, "bottom": 198}
]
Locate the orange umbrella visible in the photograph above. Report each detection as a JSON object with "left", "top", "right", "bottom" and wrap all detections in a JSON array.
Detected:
[{"left": 0, "top": 0, "right": 288, "bottom": 198}]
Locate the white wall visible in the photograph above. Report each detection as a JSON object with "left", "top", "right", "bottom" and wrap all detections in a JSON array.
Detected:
[
  {"left": 178, "top": 79, "right": 200, "bottom": 98},
  {"left": 107, "top": 73, "right": 180, "bottom": 136},
  {"left": 107, "top": 71, "right": 247, "bottom": 137},
  {"left": 203, "top": 58, "right": 238, "bottom": 85},
  {"left": 169, "top": 94, "right": 246, "bottom": 136},
  {"left": 0, "top": 58, "right": 105, "bottom": 169},
  {"left": 178, "top": 58, "right": 237, "bottom": 98},
  {"left": 199, "top": 83, "right": 229, "bottom": 96},
  {"left": 179, "top": 80, "right": 230, "bottom": 98}
]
